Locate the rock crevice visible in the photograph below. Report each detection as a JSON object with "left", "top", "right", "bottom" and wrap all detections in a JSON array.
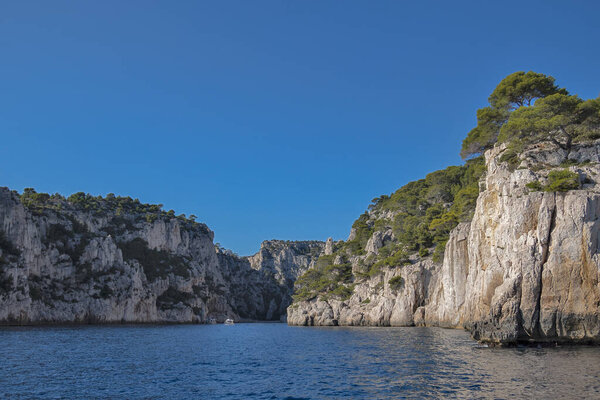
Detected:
[
  {"left": 288, "top": 141, "right": 600, "bottom": 344},
  {"left": 0, "top": 190, "right": 324, "bottom": 324}
]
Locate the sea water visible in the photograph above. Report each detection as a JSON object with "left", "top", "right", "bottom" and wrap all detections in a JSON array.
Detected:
[{"left": 1, "top": 323, "right": 599, "bottom": 399}]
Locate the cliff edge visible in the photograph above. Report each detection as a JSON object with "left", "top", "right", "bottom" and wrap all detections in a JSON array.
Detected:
[
  {"left": 0, "top": 189, "right": 323, "bottom": 324},
  {"left": 288, "top": 141, "right": 600, "bottom": 344}
]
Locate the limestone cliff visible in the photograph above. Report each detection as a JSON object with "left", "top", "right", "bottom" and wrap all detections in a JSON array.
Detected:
[
  {"left": 0, "top": 189, "right": 323, "bottom": 324},
  {"left": 288, "top": 141, "right": 600, "bottom": 344},
  {"left": 3, "top": 140, "right": 599, "bottom": 342},
  {"left": 218, "top": 240, "right": 324, "bottom": 321}
]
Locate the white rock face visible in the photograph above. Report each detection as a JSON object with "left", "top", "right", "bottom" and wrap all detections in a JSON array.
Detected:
[
  {"left": 0, "top": 189, "right": 324, "bottom": 325},
  {"left": 247, "top": 240, "right": 323, "bottom": 288},
  {"left": 289, "top": 141, "right": 600, "bottom": 344},
  {"left": 288, "top": 259, "right": 437, "bottom": 327},
  {"left": 0, "top": 189, "right": 230, "bottom": 324},
  {"left": 452, "top": 143, "right": 600, "bottom": 343},
  {"left": 364, "top": 229, "right": 393, "bottom": 255},
  {"left": 324, "top": 238, "right": 334, "bottom": 255},
  {"left": 218, "top": 240, "right": 324, "bottom": 321}
]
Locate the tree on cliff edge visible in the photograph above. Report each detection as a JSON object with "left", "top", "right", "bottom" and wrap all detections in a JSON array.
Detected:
[
  {"left": 460, "top": 71, "right": 565, "bottom": 159},
  {"left": 499, "top": 93, "right": 600, "bottom": 149}
]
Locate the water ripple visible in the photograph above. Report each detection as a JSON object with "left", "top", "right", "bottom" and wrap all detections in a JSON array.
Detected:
[{"left": 0, "top": 324, "right": 599, "bottom": 398}]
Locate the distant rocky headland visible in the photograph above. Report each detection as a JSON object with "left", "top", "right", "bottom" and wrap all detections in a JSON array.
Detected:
[
  {"left": 1, "top": 71, "right": 599, "bottom": 345},
  {"left": 0, "top": 188, "right": 323, "bottom": 324}
]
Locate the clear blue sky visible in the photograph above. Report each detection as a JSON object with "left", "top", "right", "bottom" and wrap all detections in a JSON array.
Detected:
[{"left": 1, "top": 1, "right": 599, "bottom": 255}]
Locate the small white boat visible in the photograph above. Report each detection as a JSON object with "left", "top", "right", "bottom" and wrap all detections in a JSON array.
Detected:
[{"left": 224, "top": 318, "right": 235, "bottom": 325}]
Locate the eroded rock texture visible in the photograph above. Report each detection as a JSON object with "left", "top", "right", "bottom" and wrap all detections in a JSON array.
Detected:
[
  {"left": 0, "top": 189, "right": 323, "bottom": 324},
  {"left": 289, "top": 142, "right": 600, "bottom": 344}
]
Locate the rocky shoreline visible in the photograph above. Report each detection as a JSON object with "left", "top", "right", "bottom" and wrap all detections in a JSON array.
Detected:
[
  {"left": 288, "top": 141, "right": 600, "bottom": 345},
  {"left": 2, "top": 142, "right": 600, "bottom": 344}
]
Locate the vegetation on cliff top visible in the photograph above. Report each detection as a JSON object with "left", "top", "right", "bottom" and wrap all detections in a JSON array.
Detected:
[
  {"left": 461, "top": 71, "right": 600, "bottom": 160},
  {"left": 293, "top": 150, "right": 486, "bottom": 302},
  {"left": 17, "top": 188, "right": 208, "bottom": 233},
  {"left": 293, "top": 255, "right": 353, "bottom": 301},
  {"left": 293, "top": 71, "right": 600, "bottom": 304},
  {"left": 4, "top": 188, "right": 211, "bottom": 285},
  {"left": 526, "top": 169, "right": 582, "bottom": 193}
]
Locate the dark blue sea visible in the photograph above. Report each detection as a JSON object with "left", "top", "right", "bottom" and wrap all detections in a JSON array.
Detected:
[{"left": 1, "top": 323, "right": 599, "bottom": 399}]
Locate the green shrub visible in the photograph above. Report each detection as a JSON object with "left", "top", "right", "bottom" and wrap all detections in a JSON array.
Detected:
[
  {"left": 63, "top": 234, "right": 93, "bottom": 264},
  {"left": 104, "top": 216, "right": 135, "bottom": 236},
  {"left": 526, "top": 181, "right": 544, "bottom": 191},
  {"left": 292, "top": 155, "right": 487, "bottom": 303},
  {"left": 67, "top": 216, "right": 89, "bottom": 235},
  {"left": 118, "top": 238, "right": 190, "bottom": 281},
  {"left": 499, "top": 146, "right": 521, "bottom": 171},
  {"left": 387, "top": 156, "right": 485, "bottom": 259},
  {"left": 526, "top": 170, "right": 580, "bottom": 192},
  {"left": 377, "top": 250, "right": 410, "bottom": 268},
  {"left": 449, "top": 184, "right": 480, "bottom": 221},
  {"left": 43, "top": 220, "right": 92, "bottom": 264},
  {"left": 63, "top": 191, "right": 204, "bottom": 228},
  {"left": 389, "top": 275, "right": 403, "bottom": 291},
  {"left": 331, "top": 284, "right": 354, "bottom": 301},
  {"left": 432, "top": 239, "right": 448, "bottom": 263},
  {"left": 367, "top": 262, "right": 382, "bottom": 277},
  {"left": 20, "top": 188, "right": 52, "bottom": 212},
  {"left": 545, "top": 169, "right": 580, "bottom": 192},
  {"left": 292, "top": 256, "right": 353, "bottom": 301},
  {"left": 16, "top": 186, "right": 205, "bottom": 229},
  {"left": 344, "top": 213, "right": 374, "bottom": 254},
  {"left": 429, "top": 212, "right": 459, "bottom": 237},
  {"left": 44, "top": 224, "right": 74, "bottom": 245},
  {"left": 560, "top": 159, "right": 580, "bottom": 167}
]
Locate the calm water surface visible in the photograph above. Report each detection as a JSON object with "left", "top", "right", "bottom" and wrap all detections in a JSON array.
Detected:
[{"left": 1, "top": 323, "right": 599, "bottom": 399}]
